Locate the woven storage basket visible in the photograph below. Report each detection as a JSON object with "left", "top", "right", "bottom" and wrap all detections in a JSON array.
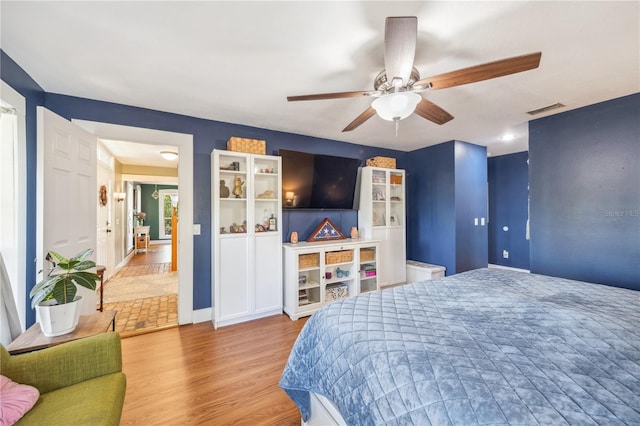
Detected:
[
  {"left": 227, "top": 137, "right": 266, "bottom": 155},
  {"left": 360, "top": 248, "right": 375, "bottom": 262},
  {"left": 325, "top": 250, "right": 353, "bottom": 265},
  {"left": 366, "top": 156, "right": 396, "bottom": 169},
  {"left": 298, "top": 253, "right": 319, "bottom": 269}
]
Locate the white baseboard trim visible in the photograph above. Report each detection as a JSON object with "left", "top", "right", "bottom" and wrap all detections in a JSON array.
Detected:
[
  {"left": 488, "top": 264, "right": 530, "bottom": 273},
  {"left": 192, "top": 308, "right": 213, "bottom": 324}
]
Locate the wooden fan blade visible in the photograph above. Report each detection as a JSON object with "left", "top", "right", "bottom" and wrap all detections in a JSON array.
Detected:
[
  {"left": 342, "top": 107, "right": 377, "bottom": 132},
  {"left": 384, "top": 17, "right": 417, "bottom": 87},
  {"left": 287, "top": 91, "right": 374, "bottom": 102},
  {"left": 414, "top": 98, "right": 454, "bottom": 125},
  {"left": 415, "top": 52, "right": 542, "bottom": 90}
]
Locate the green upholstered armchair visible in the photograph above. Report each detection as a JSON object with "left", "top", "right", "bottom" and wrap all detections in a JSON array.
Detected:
[{"left": 1, "top": 332, "right": 126, "bottom": 425}]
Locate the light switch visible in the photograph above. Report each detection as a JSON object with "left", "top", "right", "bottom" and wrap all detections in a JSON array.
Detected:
[
  {"left": 481, "top": 217, "right": 485, "bottom": 226},
  {"left": 193, "top": 224, "right": 201, "bottom": 235},
  {"left": 474, "top": 218, "right": 479, "bottom": 226}
]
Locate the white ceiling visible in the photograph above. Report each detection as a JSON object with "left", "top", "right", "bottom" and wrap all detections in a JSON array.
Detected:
[{"left": 2, "top": 1, "right": 638, "bottom": 157}]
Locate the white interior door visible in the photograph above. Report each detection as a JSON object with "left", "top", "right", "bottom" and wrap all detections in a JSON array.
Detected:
[{"left": 37, "top": 107, "right": 98, "bottom": 315}]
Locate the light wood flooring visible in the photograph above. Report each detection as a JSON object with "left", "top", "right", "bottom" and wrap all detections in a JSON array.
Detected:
[{"left": 120, "top": 315, "right": 308, "bottom": 425}]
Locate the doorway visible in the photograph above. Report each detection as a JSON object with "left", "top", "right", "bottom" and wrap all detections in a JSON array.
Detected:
[{"left": 73, "top": 120, "right": 194, "bottom": 326}]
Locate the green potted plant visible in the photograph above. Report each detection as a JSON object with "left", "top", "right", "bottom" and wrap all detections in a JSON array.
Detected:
[{"left": 30, "top": 248, "right": 100, "bottom": 337}]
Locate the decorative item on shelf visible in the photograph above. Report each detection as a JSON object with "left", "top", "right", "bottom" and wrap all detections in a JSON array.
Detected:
[
  {"left": 98, "top": 185, "right": 108, "bottom": 206},
  {"left": 220, "top": 180, "right": 230, "bottom": 198},
  {"left": 151, "top": 185, "right": 159, "bottom": 200},
  {"left": 220, "top": 227, "right": 227, "bottom": 234},
  {"left": 134, "top": 211, "right": 146, "bottom": 226},
  {"left": 232, "top": 176, "right": 244, "bottom": 198},
  {"left": 257, "top": 189, "right": 275, "bottom": 199},
  {"left": 335, "top": 267, "right": 350, "bottom": 278},
  {"left": 255, "top": 224, "right": 266, "bottom": 232},
  {"left": 372, "top": 187, "right": 385, "bottom": 201},
  {"left": 269, "top": 214, "right": 277, "bottom": 231},
  {"left": 221, "top": 161, "right": 240, "bottom": 171},
  {"left": 230, "top": 221, "right": 247, "bottom": 233},
  {"left": 325, "top": 283, "right": 348, "bottom": 301},
  {"left": 390, "top": 174, "right": 403, "bottom": 184},
  {"left": 227, "top": 137, "right": 266, "bottom": 155},
  {"left": 306, "top": 218, "right": 347, "bottom": 242},
  {"left": 390, "top": 196, "right": 402, "bottom": 201},
  {"left": 29, "top": 249, "right": 100, "bottom": 337},
  {"left": 366, "top": 156, "right": 396, "bottom": 169},
  {"left": 325, "top": 272, "right": 332, "bottom": 280},
  {"left": 350, "top": 227, "right": 359, "bottom": 239},
  {"left": 290, "top": 231, "right": 299, "bottom": 244}
]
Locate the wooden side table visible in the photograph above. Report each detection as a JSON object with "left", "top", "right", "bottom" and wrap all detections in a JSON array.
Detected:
[{"left": 6, "top": 310, "right": 116, "bottom": 355}]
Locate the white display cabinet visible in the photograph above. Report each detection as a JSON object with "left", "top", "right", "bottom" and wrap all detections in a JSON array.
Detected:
[
  {"left": 283, "top": 239, "right": 379, "bottom": 320},
  {"left": 357, "top": 167, "right": 406, "bottom": 286},
  {"left": 212, "top": 150, "right": 282, "bottom": 328}
]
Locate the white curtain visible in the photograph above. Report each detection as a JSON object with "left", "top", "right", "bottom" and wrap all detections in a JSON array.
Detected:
[{"left": 1, "top": 252, "right": 22, "bottom": 345}]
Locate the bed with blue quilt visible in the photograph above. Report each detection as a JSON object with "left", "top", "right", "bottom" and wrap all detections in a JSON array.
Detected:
[{"left": 280, "top": 268, "right": 640, "bottom": 425}]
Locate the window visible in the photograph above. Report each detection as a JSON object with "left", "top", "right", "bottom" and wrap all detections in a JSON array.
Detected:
[
  {"left": 1, "top": 81, "right": 27, "bottom": 331},
  {"left": 158, "top": 189, "right": 178, "bottom": 239}
]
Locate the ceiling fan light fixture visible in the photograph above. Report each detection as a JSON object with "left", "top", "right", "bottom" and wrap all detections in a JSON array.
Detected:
[
  {"left": 160, "top": 150, "right": 178, "bottom": 161},
  {"left": 372, "top": 92, "right": 421, "bottom": 121}
]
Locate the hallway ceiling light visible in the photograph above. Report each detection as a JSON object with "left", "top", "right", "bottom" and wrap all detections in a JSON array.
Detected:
[{"left": 160, "top": 151, "right": 178, "bottom": 161}]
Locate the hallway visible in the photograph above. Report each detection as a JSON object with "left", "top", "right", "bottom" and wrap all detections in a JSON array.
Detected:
[{"left": 103, "top": 243, "right": 178, "bottom": 337}]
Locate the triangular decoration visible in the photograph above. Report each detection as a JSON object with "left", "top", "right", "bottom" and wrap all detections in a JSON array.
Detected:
[{"left": 306, "top": 218, "right": 347, "bottom": 242}]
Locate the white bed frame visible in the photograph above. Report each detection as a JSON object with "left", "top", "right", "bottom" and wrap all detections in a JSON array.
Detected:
[{"left": 303, "top": 393, "right": 346, "bottom": 426}]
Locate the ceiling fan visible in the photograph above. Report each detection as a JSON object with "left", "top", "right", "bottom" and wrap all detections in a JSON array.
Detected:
[{"left": 287, "top": 17, "right": 541, "bottom": 132}]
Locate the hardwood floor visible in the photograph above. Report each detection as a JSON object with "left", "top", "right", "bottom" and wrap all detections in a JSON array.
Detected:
[
  {"left": 126, "top": 241, "right": 172, "bottom": 265},
  {"left": 120, "top": 314, "right": 308, "bottom": 425}
]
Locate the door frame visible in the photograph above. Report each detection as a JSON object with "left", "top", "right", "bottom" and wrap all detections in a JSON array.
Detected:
[{"left": 73, "top": 120, "right": 194, "bottom": 325}]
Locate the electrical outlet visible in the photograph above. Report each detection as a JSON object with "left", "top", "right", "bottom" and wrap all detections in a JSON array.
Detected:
[
  {"left": 503, "top": 250, "right": 509, "bottom": 259},
  {"left": 193, "top": 224, "right": 201, "bottom": 235}
]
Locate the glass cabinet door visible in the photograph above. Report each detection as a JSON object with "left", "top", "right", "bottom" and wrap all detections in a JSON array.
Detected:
[
  {"left": 252, "top": 155, "right": 280, "bottom": 233},
  {"left": 217, "top": 152, "right": 248, "bottom": 235},
  {"left": 389, "top": 170, "right": 404, "bottom": 227},
  {"left": 371, "top": 169, "right": 387, "bottom": 227}
]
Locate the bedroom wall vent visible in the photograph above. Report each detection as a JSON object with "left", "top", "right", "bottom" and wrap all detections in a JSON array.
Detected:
[{"left": 527, "top": 102, "right": 565, "bottom": 115}]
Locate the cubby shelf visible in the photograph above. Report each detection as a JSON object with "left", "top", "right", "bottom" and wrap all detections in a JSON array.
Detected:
[{"left": 283, "top": 239, "right": 379, "bottom": 320}]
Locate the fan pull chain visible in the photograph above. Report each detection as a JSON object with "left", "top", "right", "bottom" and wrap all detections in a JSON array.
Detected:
[{"left": 395, "top": 120, "right": 399, "bottom": 137}]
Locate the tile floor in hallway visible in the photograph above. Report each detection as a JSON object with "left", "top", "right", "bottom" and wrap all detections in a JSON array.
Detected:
[{"left": 104, "top": 257, "right": 178, "bottom": 337}]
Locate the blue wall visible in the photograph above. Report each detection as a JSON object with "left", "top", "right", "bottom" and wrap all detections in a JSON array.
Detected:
[
  {"left": 529, "top": 93, "right": 640, "bottom": 289},
  {"left": 406, "top": 140, "right": 487, "bottom": 275},
  {"left": 407, "top": 142, "right": 456, "bottom": 273},
  {"left": 488, "top": 151, "right": 530, "bottom": 269}
]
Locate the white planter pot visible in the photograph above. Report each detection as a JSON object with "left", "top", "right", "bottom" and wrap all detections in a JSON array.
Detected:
[{"left": 36, "top": 296, "right": 83, "bottom": 337}]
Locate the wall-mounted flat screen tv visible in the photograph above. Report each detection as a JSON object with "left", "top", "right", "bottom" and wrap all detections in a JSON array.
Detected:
[{"left": 280, "top": 149, "right": 361, "bottom": 210}]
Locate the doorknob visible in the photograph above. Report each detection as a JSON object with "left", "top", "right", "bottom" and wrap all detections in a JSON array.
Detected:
[{"left": 106, "top": 229, "right": 112, "bottom": 233}]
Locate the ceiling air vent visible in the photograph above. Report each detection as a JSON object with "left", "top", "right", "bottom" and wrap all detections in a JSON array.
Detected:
[{"left": 527, "top": 102, "right": 565, "bottom": 116}]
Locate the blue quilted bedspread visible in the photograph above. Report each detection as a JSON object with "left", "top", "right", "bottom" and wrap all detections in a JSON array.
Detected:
[{"left": 279, "top": 268, "right": 640, "bottom": 425}]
